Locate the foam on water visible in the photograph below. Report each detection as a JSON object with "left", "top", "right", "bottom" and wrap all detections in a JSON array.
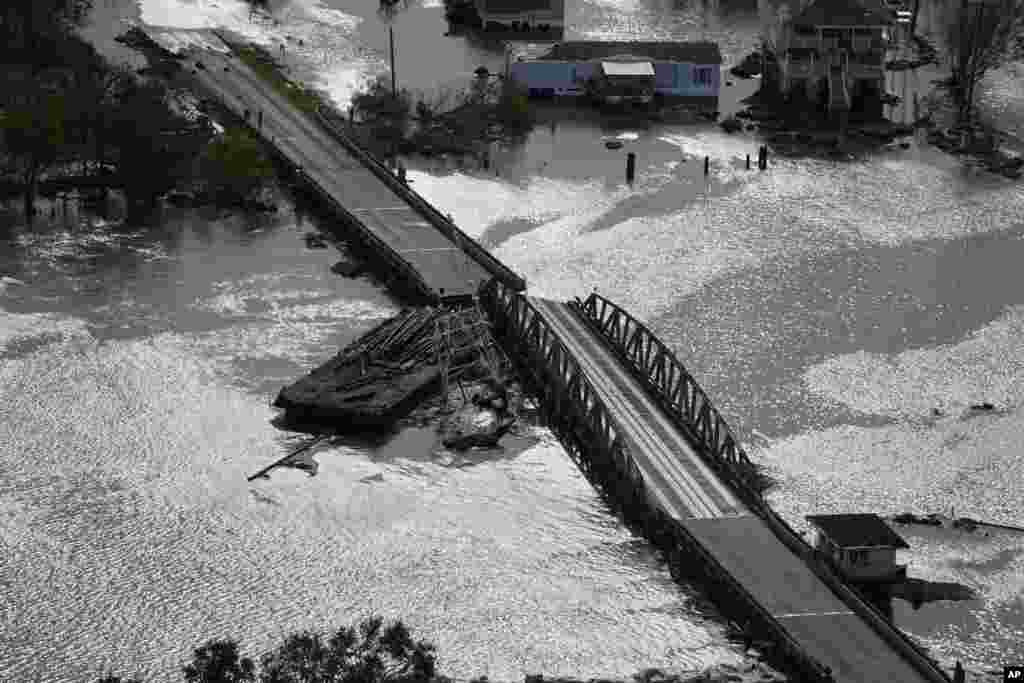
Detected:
[
  {"left": 408, "top": 171, "right": 636, "bottom": 240},
  {"left": 0, "top": 308, "right": 93, "bottom": 354},
  {"left": 140, "top": 0, "right": 263, "bottom": 31},
  {"left": 138, "top": 0, "right": 371, "bottom": 109},
  {"left": 0, "top": 325, "right": 736, "bottom": 680},
  {"left": 456, "top": 138, "right": 1024, "bottom": 320},
  {"left": 979, "top": 61, "right": 1024, "bottom": 141},
  {"left": 752, "top": 303, "right": 1024, "bottom": 669},
  {"left": 804, "top": 304, "right": 1024, "bottom": 420}
]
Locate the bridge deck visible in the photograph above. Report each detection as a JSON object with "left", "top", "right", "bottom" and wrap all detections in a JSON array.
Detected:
[
  {"left": 183, "top": 34, "right": 493, "bottom": 299},
  {"left": 530, "top": 297, "right": 745, "bottom": 519},
  {"left": 529, "top": 297, "right": 934, "bottom": 683}
]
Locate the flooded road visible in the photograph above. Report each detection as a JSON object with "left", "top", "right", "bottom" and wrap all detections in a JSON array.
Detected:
[{"left": 1, "top": 0, "right": 1022, "bottom": 680}]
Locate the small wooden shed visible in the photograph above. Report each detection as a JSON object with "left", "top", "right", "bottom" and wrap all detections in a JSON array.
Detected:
[{"left": 806, "top": 513, "right": 909, "bottom": 582}]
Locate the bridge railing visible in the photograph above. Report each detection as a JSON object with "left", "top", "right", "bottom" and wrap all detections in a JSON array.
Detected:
[
  {"left": 478, "top": 279, "right": 643, "bottom": 489},
  {"left": 303, "top": 168, "right": 437, "bottom": 301},
  {"left": 572, "top": 293, "right": 764, "bottom": 499},
  {"left": 479, "top": 281, "right": 833, "bottom": 683},
  {"left": 314, "top": 105, "right": 527, "bottom": 294},
  {"left": 573, "top": 291, "right": 954, "bottom": 683},
  {"left": 656, "top": 510, "right": 835, "bottom": 683},
  {"left": 184, "top": 38, "right": 437, "bottom": 302}
]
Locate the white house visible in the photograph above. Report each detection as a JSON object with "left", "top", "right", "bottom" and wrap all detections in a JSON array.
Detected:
[
  {"left": 806, "top": 513, "right": 909, "bottom": 583},
  {"left": 508, "top": 41, "right": 721, "bottom": 109}
]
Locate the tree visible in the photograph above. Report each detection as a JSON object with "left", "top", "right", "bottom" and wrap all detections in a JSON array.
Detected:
[
  {"left": 183, "top": 640, "right": 257, "bottom": 683},
  {"left": 98, "top": 616, "right": 437, "bottom": 683},
  {"left": 0, "top": 84, "right": 69, "bottom": 216},
  {"left": 106, "top": 78, "right": 211, "bottom": 220},
  {"left": 199, "top": 126, "right": 275, "bottom": 204},
  {"left": 259, "top": 617, "right": 436, "bottom": 683},
  {"left": 941, "top": 0, "right": 1024, "bottom": 120}
]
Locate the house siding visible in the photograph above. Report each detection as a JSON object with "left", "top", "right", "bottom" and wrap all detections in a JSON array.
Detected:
[{"left": 511, "top": 60, "right": 719, "bottom": 98}]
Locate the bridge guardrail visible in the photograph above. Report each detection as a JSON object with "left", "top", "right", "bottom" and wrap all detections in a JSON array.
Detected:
[
  {"left": 302, "top": 167, "right": 437, "bottom": 301},
  {"left": 479, "top": 281, "right": 833, "bottom": 683},
  {"left": 658, "top": 510, "right": 834, "bottom": 683},
  {"left": 571, "top": 293, "right": 763, "bottom": 497},
  {"left": 572, "top": 291, "right": 953, "bottom": 683},
  {"left": 314, "top": 106, "right": 527, "bottom": 294},
  {"left": 478, "top": 278, "right": 645, "bottom": 498},
  {"left": 185, "top": 34, "right": 437, "bottom": 302}
]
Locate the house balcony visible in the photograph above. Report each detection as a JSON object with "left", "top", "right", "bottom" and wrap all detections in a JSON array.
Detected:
[
  {"left": 847, "top": 58, "right": 885, "bottom": 79},
  {"left": 785, "top": 35, "right": 887, "bottom": 55}
]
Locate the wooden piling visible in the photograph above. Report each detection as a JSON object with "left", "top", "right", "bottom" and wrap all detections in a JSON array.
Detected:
[
  {"left": 704, "top": 155, "right": 710, "bottom": 176},
  {"left": 626, "top": 152, "right": 636, "bottom": 183}
]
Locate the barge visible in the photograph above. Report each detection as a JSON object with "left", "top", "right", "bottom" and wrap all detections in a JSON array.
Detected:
[{"left": 274, "top": 306, "right": 502, "bottom": 431}]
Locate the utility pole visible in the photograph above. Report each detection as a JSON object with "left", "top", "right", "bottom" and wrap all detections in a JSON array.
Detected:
[{"left": 389, "top": 25, "right": 397, "bottom": 96}]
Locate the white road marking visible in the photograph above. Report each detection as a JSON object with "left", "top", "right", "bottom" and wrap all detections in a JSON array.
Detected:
[{"left": 774, "top": 611, "right": 855, "bottom": 618}]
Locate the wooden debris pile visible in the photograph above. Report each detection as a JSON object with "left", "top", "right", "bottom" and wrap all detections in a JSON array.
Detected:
[{"left": 274, "top": 305, "right": 502, "bottom": 430}]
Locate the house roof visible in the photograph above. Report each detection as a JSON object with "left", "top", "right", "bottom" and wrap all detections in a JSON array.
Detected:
[
  {"left": 480, "top": 0, "right": 553, "bottom": 12},
  {"left": 600, "top": 61, "right": 655, "bottom": 77},
  {"left": 539, "top": 41, "right": 722, "bottom": 64},
  {"left": 792, "top": 0, "right": 893, "bottom": 27},
  {"left": 806, "top": 514, "right": 910, "bottom": 549}
]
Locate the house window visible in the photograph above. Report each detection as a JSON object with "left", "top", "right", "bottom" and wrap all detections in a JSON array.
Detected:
[
  {"left": 693, "top": 67, "right": 712, "bottom": 86},
  {"left": 848, "top": 549, "right": 870, "bottom": 566}
]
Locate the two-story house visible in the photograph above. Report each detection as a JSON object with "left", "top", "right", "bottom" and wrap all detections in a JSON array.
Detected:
[{"left": 777, "top": 0, "right": 893, "bottom": 121}]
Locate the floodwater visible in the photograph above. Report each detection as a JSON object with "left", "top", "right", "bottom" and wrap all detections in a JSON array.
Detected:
[{"left": 1, "top": 0, "right": 1022, "bottom": 680}]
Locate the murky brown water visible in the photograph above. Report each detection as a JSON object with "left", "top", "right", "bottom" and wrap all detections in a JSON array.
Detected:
[{"left": 1, "top": 0, "right": 1022, "bottom": 680}]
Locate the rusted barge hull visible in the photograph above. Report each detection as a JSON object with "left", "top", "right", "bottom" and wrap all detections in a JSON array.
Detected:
[{"left": 275, "top": 362, "right": 444, "bottom": 428}]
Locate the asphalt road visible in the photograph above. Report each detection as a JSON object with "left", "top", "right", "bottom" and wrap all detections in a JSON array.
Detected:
[
  {"left": 531, "top": 296, "right": 746, "bottom": 519},
  {"left": 185, "top": 34, "right": 493, "bottom": 299},
  {"left": 530, "top": 297, "right": 939, "bottom": 683}
]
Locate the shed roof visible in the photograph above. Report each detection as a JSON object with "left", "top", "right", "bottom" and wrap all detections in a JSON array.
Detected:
[
  {"left": 539, "top": 41, "right": 722, "bottom": 64},
  {"left": 806, "top": 513, "right": 910, "bottom": 549},
  {"left": 600, "top": 61, "right": 655, "bottom": 76},
  {"left": 792, "top": 0, "right": 893, "bottom": 26}
]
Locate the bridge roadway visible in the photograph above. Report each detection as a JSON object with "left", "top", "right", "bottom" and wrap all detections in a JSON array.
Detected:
[
  {"left": 180, "top": 32, "right": 495, "bottom": 300},
  {"left": 529, "top": 297, "right": 935, "bottom": 683}
]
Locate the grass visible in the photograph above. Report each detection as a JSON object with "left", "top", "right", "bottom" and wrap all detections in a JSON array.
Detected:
[{"left": 230, "top": 42, "right": 327, "bottom": 116}]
